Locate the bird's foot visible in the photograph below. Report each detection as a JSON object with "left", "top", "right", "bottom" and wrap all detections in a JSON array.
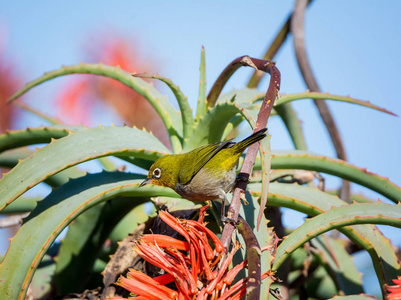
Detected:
[
  {"left": 236, "top": 174, "right": 250, "bottom": 184},
  {"left": 221, "top": 215, "right": 240, "bottom": 226}
]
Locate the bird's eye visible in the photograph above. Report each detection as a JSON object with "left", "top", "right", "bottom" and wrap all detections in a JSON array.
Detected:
[{"left": 153, "top": 168, "right": 161, "bottom": 179}]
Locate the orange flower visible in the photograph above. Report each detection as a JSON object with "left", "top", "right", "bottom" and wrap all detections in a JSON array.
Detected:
[
  {"left": 111, "top": 205, "right": 257, "bottom": 300},
  {"left": 386, "top": 277, "right": 401, "bottom": 300}
]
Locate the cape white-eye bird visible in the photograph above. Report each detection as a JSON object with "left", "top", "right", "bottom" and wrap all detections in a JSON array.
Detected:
[{"left": 139, "top": 128, "right": 267, "bottom": 219}]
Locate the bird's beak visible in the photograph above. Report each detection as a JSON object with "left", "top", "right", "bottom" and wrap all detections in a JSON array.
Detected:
[{"left": 139, "top": 178, "right": 152, "bottom": 187}]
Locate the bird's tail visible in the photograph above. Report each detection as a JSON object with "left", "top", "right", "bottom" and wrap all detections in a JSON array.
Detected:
[{"left": 235, "top": 128, "right": 267, "bottom": 151}]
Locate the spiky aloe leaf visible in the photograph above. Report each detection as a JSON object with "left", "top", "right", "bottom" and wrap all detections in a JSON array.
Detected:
[
  {"left": 274, "top": 102, "right": 307, "bottom": 150},
  {"left": 29, "top": 254, "right": 55, "bottom": 299},
  {"left": 327, "top": 295, "right": 377, "bottom": 300},
  {"left": 0, "top": 148, "right": 86, "bottom": 189},
  {"left": 238, "top": 193, "right": 274, "bottom": 299},
  {"left": 0, "top": 126, "right": 170, "bottom": 211},
  {"left": 221, "top": 115, "right": 244, "bottom": 140},
  {"left": 8, "top": 63, "right": 183, "bottom": 151},
  {"left": 133, "top": 72, "right": 194, "bottom": 143},
  {"left": 236, "top": 89, "right": 395, "bottom": 115},
  {"left": 248, "top": 183, "right": 400, "bottom": 290},
  {"left": 55, "top": 197, "right": 144, "bottom": 294},
  {"left": 13, "top": 101, "right": 60, "bottom": 125},
  {"left": 312, "top": 235, "right": 363, "bottom": 295},
  {"left": 217, "top": 88, "right": 264, "bottom": 105},
  {"left": 185, "top": 89, "right": 264, "bottom": 150},
  {"left": 272, "top": 202, "right": 401, "bottom": 271},
  {"left": 0, "top": 197, "right": 39, "bottom": 214},
  {"left": 0, "top": 148, "right": 32, "bottom": 168},
  {"left": 195, "top": 46, "right": 207, "bottom": 122},
  {"left": 271, "top": 151, "right": 401, "bottom": 203},
  {"left": 109, "top": 203, "right": 152, "bottom": 242},
  {"left": 0, "top": 171, "right": 178, "bottom": 300},
  {"left": 0, "top": 126, "right": 82, "bottom": 153},
  {"left": 276, "top": 92, "right": 396, "bottom": 116},
  {"left": 257, "top": 137, "right": 271, "bottom": 230},
  {"left": 184, "top": 100, "right": 239, "bottom": 151}
]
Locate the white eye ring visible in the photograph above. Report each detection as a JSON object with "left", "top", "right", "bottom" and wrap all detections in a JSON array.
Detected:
[{"left": 153, "top": 168, "right": 161, "bottom": 179}]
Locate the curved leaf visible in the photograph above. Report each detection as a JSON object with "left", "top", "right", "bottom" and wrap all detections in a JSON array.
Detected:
[
  {"left": 271, "top": 151, "right": 401, "bottom": 203},
  {"left": 8, "top": 63, "right": 183, "bottom": 151},
  {"left": 0, "top": 148, "right": 86, "bottom": 188},
  {"left": 184, "top": 101, "right": 239, "bottom": 151},
  {"left": 238, "top": 192, "right": 274, "bottom": 299},
  {"left": 249, "top": 183, "right": 400, "bottom": 289},
  {"left": 55, "top": 197, "right": 144, "bottom": 294},
  {"left": 272, "top": 201, "right": 401, "bottom": 271},
  {"left": 217, "top": 88, "right": 264, "bottom": 105},
  {"left": 250, "top": 91, "right": 396, "bottom": 115},
  {"left": 221, "top": 115, "right": 245, "bottom": 140},
  {"left": 133, "top": 72, "right": 194, "bottom": 141},
  {"left": 0, "top": 171, "right": 178, "bottom": 300},
  {"left": 0, "top": 126, "right": 170, "bottom": 211},
  {"left": 276, "top": 92, "right": 396, "bottom": 116},
  {"left": 13, "top": 101, "right": 59, "bottom": 125},
  {"left": 274, "top": 102, "right": 307, "bottom": 150},
  {"left": 327, "top": 295, "right": 377, "bottom": 300},
  {"left": 0, "top": 126, "right": 80, "bottom": 153},
  {"left": 312, "top": 235, "right": 363, "bottom": 295}
]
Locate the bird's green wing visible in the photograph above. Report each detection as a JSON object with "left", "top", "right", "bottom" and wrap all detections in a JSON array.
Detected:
[{"left": 180, "top": 140, "right": 233, "bottom": 185}]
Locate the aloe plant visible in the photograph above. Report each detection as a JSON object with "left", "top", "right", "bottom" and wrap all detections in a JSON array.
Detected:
[{"left": 1, "top": 10, "right": 400, "bottom": 300}]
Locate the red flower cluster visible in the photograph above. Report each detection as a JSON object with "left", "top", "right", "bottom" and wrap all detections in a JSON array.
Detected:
[
  {"left": 111, "top": 206, "right": 262, "bottom": 300},
  {"left": 386, "top": 277, "right": 401, "bottom": 300}
]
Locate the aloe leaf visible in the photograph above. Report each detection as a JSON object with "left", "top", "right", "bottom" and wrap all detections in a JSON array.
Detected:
[
  {"left": 306, "top": 265, "right": 338, "bottom": 298},
  {"left": 0, "top": 148, "right": 86, "bottom": 188},
  {"left": 185, "top": 88, "right": 264, "bottom": 150},
  {"left": 133, "top": 72, "right": 194, "bottom": 142},
  {"left": 275, "top": 92, "right": 396, "bottom": 116},
  {"left": 0, "top": 126, "right": 170, "bottom": 211},
  {"left": 250, "top": 91, "right": 395, "bottom": 115},
  {"left": 0, "top": 171, "right": 178, "bottom": 300},
  {"left": 257, "top": 137, "right": 271, "bottom": 230},
  {"left": 217, "top": 88, "right": 264, "bottom": 106},
  {"left": 271, "top": 151, "right": 401, "bottom": 203},
  {"left": 272, "top": 202, "right": 401, "bottom": 271},
  {"left": 0, "top": 148, "right": 32, "bottom": 167},
  {"left": 327, "top": 295, "right": 377, "bottom": 300},
  {"left": 109, "top": 203, "right": 152, "bottom": 242},
  {"left": 221, "top": 115, "right": 245, "bottom": 140},
  {"left": 0, "top": 197, "right": 39, "bottom": 214},
  {"left": 8, "top": 63, "right": 183, "bottom": 151},
  {"left": 312, "top": 235, "right": 363, "bottom": 294},
  {"left": 195, "top": 46, "right": 207, "bottom": 121},
  {"left": 248, "top": 183, "right": 400, "bottom": 290},
  {"left": 184, "top": 101, "right": 239, "bottom": 151},
  {"left": 29, "top": 254, "right": 55, "bottom": 299},
  {"left": 117, "top": 155, "right": 155, "bottom": 170},
  {"left": 0, "top": 126, "right": 81, "bottom": 153},
  {"left": 238, "top": 193, "right": 274, "bottom": 298},
  {"left": 13, "top": 101, "right": 59, "bottom": 125},
  {"left": 55, "top": 197, "right": 143, "bottom": 294},
  {"left": 274, "top": 102, "right": 307, "bottom": 150}
]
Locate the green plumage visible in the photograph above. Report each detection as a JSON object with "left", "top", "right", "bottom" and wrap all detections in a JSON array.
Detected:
[{"left": 140, "top": 129, "right": 267, "bottom": 205}]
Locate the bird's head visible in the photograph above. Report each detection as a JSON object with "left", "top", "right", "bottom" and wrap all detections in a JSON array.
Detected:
[{"left": 139, "top": 155, "right": 178, "bottom": 189}]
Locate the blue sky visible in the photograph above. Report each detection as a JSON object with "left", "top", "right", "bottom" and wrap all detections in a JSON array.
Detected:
[{"left": 1, "top": 1, "right": 401, "bottom": 294}]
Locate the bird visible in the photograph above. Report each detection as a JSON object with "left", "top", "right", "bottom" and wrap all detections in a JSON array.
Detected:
[{"left": 139, "top": 128, "right": 267, "bottom": 219}]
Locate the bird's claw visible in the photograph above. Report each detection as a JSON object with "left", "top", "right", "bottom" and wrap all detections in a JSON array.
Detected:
[
  {"left": 236, "top": 175, "right": 250, "bottom": 183},
  {"left": 221, "top": 215, "right": 240, "bottom": 226}
]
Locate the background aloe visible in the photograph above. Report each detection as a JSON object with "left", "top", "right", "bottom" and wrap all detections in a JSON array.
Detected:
[{"left": 0, "top": 2, "right": 400, "bottom": 300}]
